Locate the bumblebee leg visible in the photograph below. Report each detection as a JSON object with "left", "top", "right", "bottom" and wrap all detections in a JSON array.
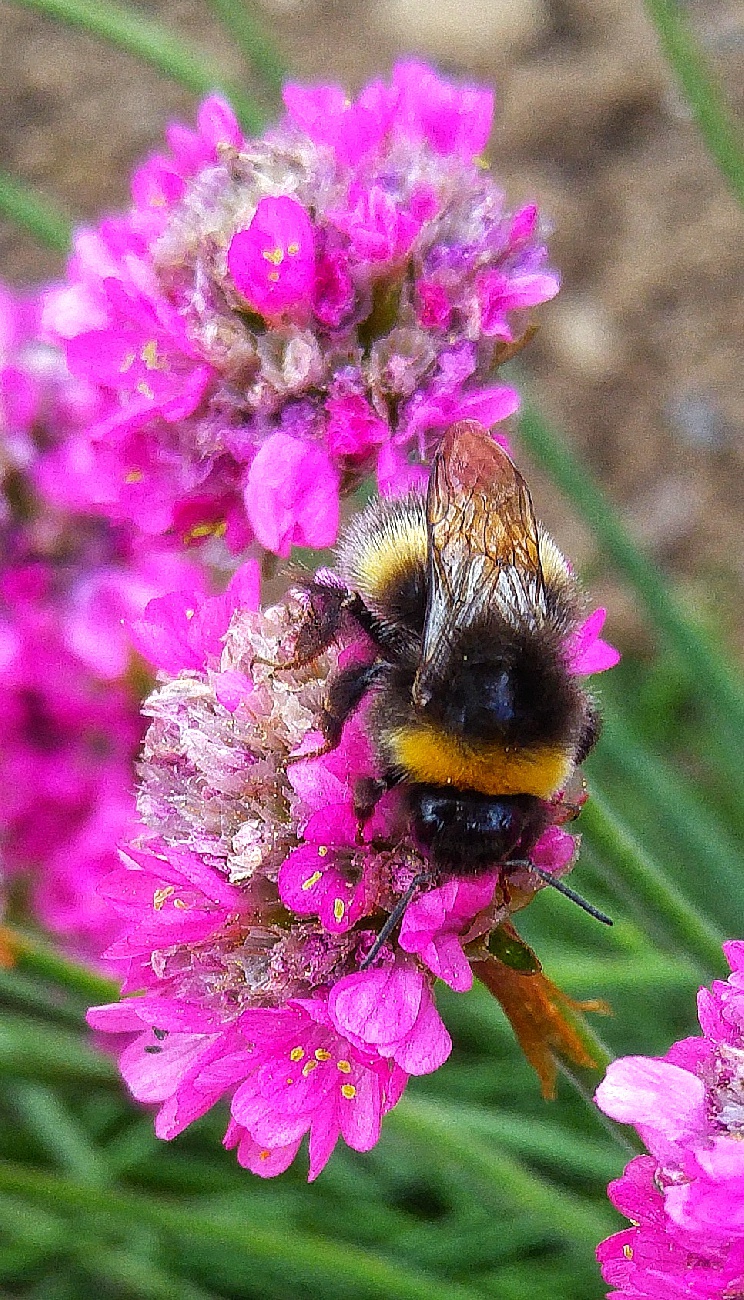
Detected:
[
  {"left": 292, "top": 580, "right": 400, "bottom": 666},
  {"left": 322, "top": 660, "right": 389, "bottom": 747},
  {"left": 291, "top": 581, "right": 352, "bottom": 666},
  {"left": 575, "top": 699, "right": 602, "bottom": 765}
]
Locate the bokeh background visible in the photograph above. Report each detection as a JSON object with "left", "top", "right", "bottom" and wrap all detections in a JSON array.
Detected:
[{"left": 0, "top": 3, "right": 742, "bottom": 1298}]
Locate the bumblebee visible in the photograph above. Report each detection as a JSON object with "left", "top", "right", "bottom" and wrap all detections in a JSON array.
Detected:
[{"left": 295, "top": 420, "right": 609, "bottom": 949}]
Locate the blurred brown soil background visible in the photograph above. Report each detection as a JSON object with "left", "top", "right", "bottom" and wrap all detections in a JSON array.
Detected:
[{"left": 0, "top": 0, "right": 742, "bottom": 657}]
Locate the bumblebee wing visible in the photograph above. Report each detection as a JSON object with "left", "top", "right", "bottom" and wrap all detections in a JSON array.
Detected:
[{"left": 417, "top": 420, "right": 543, "bottom": 693}]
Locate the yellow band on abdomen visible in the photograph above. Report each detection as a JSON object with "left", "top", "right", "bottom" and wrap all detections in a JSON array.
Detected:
[{"left": 389, "top": 723, "right": 572, "bottom": 799}]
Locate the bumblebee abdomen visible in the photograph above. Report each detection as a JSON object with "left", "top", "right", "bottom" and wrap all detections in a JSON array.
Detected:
[{"left": 387, "top": 721, "right": 573, "bottom": 800}]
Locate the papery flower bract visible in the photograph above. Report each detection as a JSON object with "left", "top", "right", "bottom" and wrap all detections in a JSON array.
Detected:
[
  {"left": 595, "top": 942, "right": 744, "bottom": 1296},
  {"left": 48, "top": 64, "right": 558, "bottom": 556}
]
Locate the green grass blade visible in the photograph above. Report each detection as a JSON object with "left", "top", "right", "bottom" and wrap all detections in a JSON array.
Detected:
[
  {"left": 9, "top": 0, "right": 266, "bottom": 132},
  {"left": 388, "top": 1099, "right": 617, "bottom": 1242},
  {"left": 0, "top": 1160, "right": 492, "bottom": 1300},
  {"left": 8, "top": 1083, "right": 110, "bottom": 1186},
  {"left": 589, "top": 703, "right": 744, "bottom": 922},
  {"left": 644, "top": 0, "right": 744, "bottom": 207},
  {"left": 0, "top": 1014, "right": 117, "bottom": 1086},
  {"left": 4, "top": 929, "right": 118, "bottom": 1005},
  {"left": 580, "top": 787, "right": 725, "bottom": 975},
  {"left": 82, "top": 1251, "right": 220, "bottom": 1300},
  {"left": 0, "top": 169, "right": 72, "bottom": 252},
  {"left": 517, "top": 398, "right": 744, "bottom": 734},
  {"left": 205, "top": 0, "right": 285, "bottom": 93}
]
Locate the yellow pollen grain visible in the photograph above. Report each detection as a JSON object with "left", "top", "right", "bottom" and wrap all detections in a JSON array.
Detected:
[
  {"left": 622, "top": 1245, "right": 633, "bottom": 1260},
  {"left": 262, "top": 246, "right": 284, "bottom": 265},
  {"left": 317, "top": 845, "right": 328, "bottom": 857},
  {"left": 259, "top": 1150, "right": 271, "bottom": 1161},
  {"left": 315, "top": 1049, "right": 331, "bottom": 1061},
  {"left": 153, "top": 886, "right": 175, "bottom": 911},
  {"left": 173, "top": 899, "right": 187, "bottom": 910},
  {"left": 125, "top": 470, "right": 143, "bottom": 484},
  {"left": 301, "top": 871, "right": 323, "bottom": 892},
  {"left": 302, "top": 1060, "right": 318, "bottom": 1076},
  {"left": 136, "top": 380, "right": 155, "bottom": 400},
  {"left": 287, "top": 242, "right": 300, "bottom": 255},
  {"left": 341, "top": 1084, "right": 356, "bottom": 1099},
  {"left": 120, "top": 350, "right": 136, "bottom": 373},
  {"left": 141, "top": 339, "right": 161, "bottom": 370},
  {"left": 186, "top": 522, "right": 217, "bottom": 540},
  {"left": 289, "top": 1047, "right": 304, "bottom": 1062},
  {"left": 333, "top": 899, "right": 345, "bottom": 922},
  {"left": 337, "top": 1060, "right": 351, "bottom": 1074},
  {"left": 286, "top": 1076, "right": 294, "bottom": 1086},
  {"left": 268, "top": 271, "right": 280, "bottom": 283}
]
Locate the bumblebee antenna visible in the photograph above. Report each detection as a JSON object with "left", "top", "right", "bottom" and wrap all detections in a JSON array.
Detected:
[
  {"left": 360, "top": 872, "right": 432, "bottom": 969},
  {"left": 513, "top": 861, "right": 613, "bottom": 926}
]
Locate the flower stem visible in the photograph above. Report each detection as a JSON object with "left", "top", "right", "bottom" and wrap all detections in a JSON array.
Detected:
[
  {"left": 580, "top": 788, "right": 726, "bottom": 976},
  {"left": 643, "top": 0, "right": 744, "bottom": 207},
  {"left": 9, "top": 0, "right": 266, "bottom": 132},
  {"left": 0, "top": 169, "right": 71, "bottom": 252},
  {"left": 205, "top": 0, "right": 285, "bottom": 94},
  {"left": 517, "top": 397, "right": 744, "bottom": 739}
]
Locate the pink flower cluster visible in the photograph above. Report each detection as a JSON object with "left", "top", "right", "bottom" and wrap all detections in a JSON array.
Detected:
[
  {"left": 89, "top": 581, "right": 616, "bottom": 1179},
  {"left": 44, "top": 62, "right": 558, "bottom": 557},
  {"left": 596, "top": 942, "right": 744, "bottom": 1298},
  {"left": 0, "top": 279, "right": 204, "bottom": 965}
]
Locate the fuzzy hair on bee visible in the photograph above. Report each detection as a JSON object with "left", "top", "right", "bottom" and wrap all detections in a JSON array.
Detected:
[{"left": 292, "top": 419, "right": 608, "bottom": 947}]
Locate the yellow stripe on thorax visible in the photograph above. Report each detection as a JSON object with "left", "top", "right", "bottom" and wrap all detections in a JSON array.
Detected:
[
  {"left": 354, "top": 515, "right": 427, "bottom": 602},
  {"left": 389, "top": 723, "right": 572, "bottom": 799}
]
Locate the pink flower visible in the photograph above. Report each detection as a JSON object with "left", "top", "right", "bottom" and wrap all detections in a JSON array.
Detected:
[
  {"left": 44, "top": 66, "right": 556, "bottom": 557},
  {"left": 565, "top": 608, "right": 620, "bottom": 675},
  {"left": 595, "top": 944, "right": 744, "bottom": 1294},
  {"left": 278, "top": 802, "right": 376, "bottom": 934},
  {"left": 225, "top": 999, "right": 407, "bottom": 1180},
  {"left": 597, "top": 1156, "right": 744, "bottom": 1299},
  {"left": 243, "top": 432, "right": 339, "bottom": 557},
  {"left": 228, "top": 196, "right": 317, "bottom": 319},
  {"left": 399, "top": 875, "right": 498, "bottom": 992},
  {"left": 131, "top": 560, "right": 260, "bottom": 674},
  {"left": 328, "top": 956, "right": 452, "bottom": 1075}
]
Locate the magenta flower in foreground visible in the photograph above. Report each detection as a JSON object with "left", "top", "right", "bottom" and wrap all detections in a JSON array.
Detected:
[
  {"left": 45, "top": 62, "right": 558, "bottom": 556},
  {"left": 89, "top": 573, "right": 615, "bottom": 1179},
  {"left": 595, "top": 942, "right": 744, "bottom": 1297}
]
